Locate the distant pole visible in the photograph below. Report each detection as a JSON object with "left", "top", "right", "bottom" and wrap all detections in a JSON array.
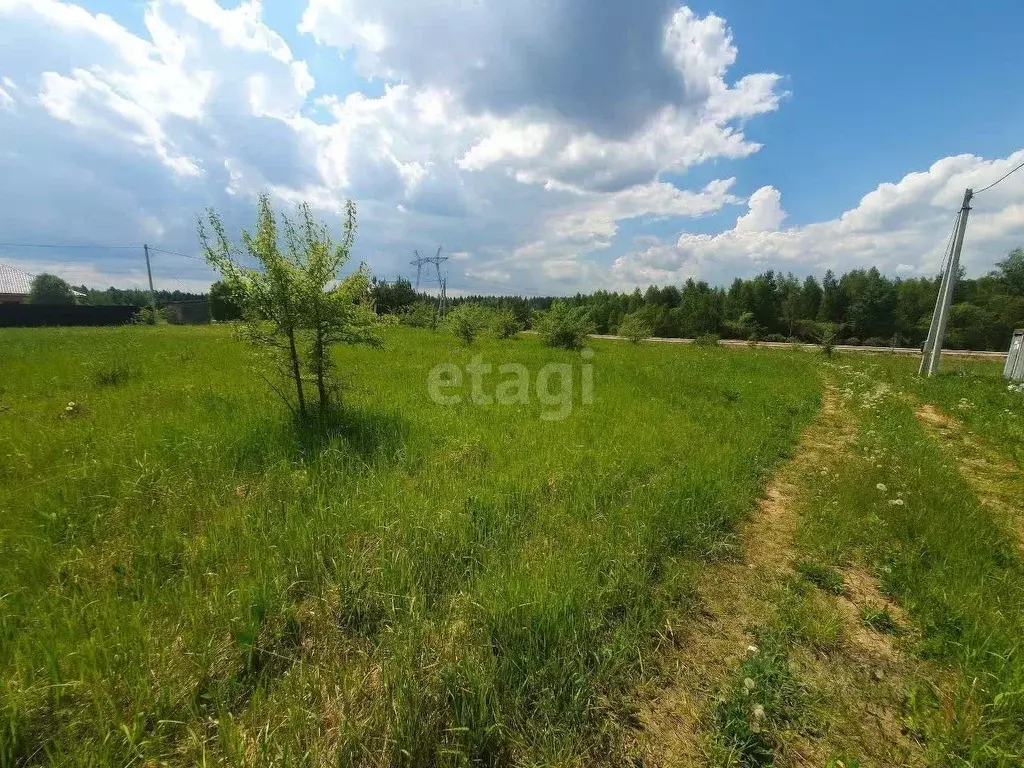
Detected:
[
  {"left": 412, "top": 250, "right": 423, "bottom": 290},
  {"left": 143, "top": 243, "right": 157, "bottom": 319},
  {"left": 923, "top": 188, "right": 973, "bottom": 377}
]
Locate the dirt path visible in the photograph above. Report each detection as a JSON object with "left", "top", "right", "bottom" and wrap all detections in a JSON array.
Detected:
[
  {"left": 915, "top": 404, "right": 1024, "bottom": 551},
  {"left": 632, "top": 388, "right": 927, "bottom": 766}
]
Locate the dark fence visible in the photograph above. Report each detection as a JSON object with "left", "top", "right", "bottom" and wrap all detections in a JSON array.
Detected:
[
  {"left": 164, "top": 300, "right": 210, "bottom": 325},
  {"left": 0, "top": 304, "right": 140, "bottom": 328}
]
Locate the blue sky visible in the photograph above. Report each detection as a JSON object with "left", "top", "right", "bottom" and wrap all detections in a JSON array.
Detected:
[{"left": 0, "top": 0, "right": 1022, "bottom": 295}]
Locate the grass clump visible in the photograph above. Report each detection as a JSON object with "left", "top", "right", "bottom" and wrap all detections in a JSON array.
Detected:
[
  {"left": 714, "top": 632, "right": 808, "bottom": 766},
  {"left": 860, "top": 606, "right": 901, "bottom": 635},
  {"left": 776, "top": 580, "right": 845, "bottom": 652},
  {"left": 795, "top": 559, "right": 846, "bottom": 595},
  {"left": 90, "top": 359, "right": 136, "bottom": 387}
]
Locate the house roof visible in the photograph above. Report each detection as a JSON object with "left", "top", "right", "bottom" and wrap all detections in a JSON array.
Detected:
[{"left": 0, "top": 263, "right": 34, "bottom": 296}]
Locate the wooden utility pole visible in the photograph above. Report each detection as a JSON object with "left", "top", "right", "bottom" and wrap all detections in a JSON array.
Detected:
[
  {"left": 921, "top": 188, "right": 972, "bottom": 377},
  {"left": 143, "top": 243, "right": 157, "bottom": 320}
]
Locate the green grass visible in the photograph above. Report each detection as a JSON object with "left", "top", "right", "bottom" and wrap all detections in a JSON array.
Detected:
[
  {"left": 797, "top": 359, "right": 1024, "bottom": 766},
  {"left": 714, "top": 630, "right": 809, "bottom": 767},
  {"left": 860, "top": 606, "right": 901, "bottom": 636},
  {"left": 858, "top": 353, "right": 1024, "bottom": 468},
  {"left": 794, "top": 560, "right": 846, "bottom": 596},
  {"left": 0, "top": 325, "right": 821, "bottom": 766}
]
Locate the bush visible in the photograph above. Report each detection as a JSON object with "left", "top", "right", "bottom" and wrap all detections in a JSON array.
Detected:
[
  {"left": 617, "top": 312, "right": 651, "bottom": 344},
  {"left": 863, "top": 336, "right": 888, "bottom": 348},
  {"left": 843, "top": 337, "right": 861, "bottom": 346},
  {"left": 492, "top": 308, "right": 522, "bottom": 339},
  {"left": 131, "top": 307, "right": 165, "bottom": 325},
  {"left": 445, "top": 303, "right": 492, "bottom": 345},
  {"left": 534, "top": 301, "right": 595, "bottom": 350},
  {"left": 816, "top": 323, "right": 837, "bottom": 357},
  {"left": 694, "top": 333, "right": 720, "bottom": 348},
  {"left": 765, "top": 333, "right": 788, "bottom": 343},
  {"left": 401, "top": 300, "right": 439, "bottom": 329},
  {"left": 721, "top": 321, "right": 746, "bottom": 340}
]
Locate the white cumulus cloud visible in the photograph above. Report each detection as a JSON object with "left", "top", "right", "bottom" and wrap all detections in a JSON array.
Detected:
[{"left": 612, "top": 151, "right": 1024, "bottom": 288}]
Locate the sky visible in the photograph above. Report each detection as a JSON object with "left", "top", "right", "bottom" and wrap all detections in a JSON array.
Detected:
[{"left": 0, "top": 0, "right": 1022, "bottom": 296}]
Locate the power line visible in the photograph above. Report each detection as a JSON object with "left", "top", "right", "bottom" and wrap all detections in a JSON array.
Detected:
[
  {"left": 0, "top": 242, "right": 138, "bottom": 250},
  {"left": 973, "top": 158, "right": 1024, "bottom": 195},
  {"left": 148, "top": 246, "right": 204, "bottom": 262},
  {"left": 458, "top": 274, "right": 550, "bottom": 298},
  {"left": 936, "top": 209, "right": 961, "bottom": 278}
]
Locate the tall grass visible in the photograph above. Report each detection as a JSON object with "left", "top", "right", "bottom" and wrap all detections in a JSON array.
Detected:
[{"left": 0, "top": 325, "right": 820, "bottom": 765}]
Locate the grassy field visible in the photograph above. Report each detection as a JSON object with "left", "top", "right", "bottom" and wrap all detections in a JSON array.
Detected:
[{"left": 0, "top": 325, "right": 822, "bottom": 766}]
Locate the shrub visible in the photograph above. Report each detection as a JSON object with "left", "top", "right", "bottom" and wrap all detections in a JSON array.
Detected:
[
  {"left": 534, "top": 301, "right": 595, "bottom": 350},
  {"left": 492, "top": 308, "right": 522, "bottom": 339},
  {"left": 863, "top": 336, "right": 888, "bottom": 348},
  {"left": 694, "top": 333, "right": 720, "bottom": 348},
  {"left": 815, "top": 323, "right": 837, "bottom": 357},
  {"left": 617, "top": 312, "right": 651, "bottom": 344},
  {"left": 401, "top": 301, "right": 439, "bottom": 329},
  {"left": 445, "top": 303, "right": 492, "bottom": 345},
  {"left": 765, "top": 333, "right": 788, "bottom": 343},
  {"left": 843, "top": 337, "right": 861, "bottom": 346},
  {"left": 131, "top": 307, "right": 165, "bottom": 325}
]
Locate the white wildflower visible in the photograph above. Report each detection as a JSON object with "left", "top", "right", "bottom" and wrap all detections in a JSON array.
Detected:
[
  {"left": 888, "top": 498, "right": 905, "bottom": 506},
  {"left": 876, "top": 483, "right": 888, "bottom": 492},
  {"left": 752, "top": 704, "right": 766, "bottom": 720}
]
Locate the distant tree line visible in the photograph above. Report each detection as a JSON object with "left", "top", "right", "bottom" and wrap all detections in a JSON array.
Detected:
[
  {"left": 368, "top": 248, "right": 1024, "bottom": 351},
  {"left": 46, "top": 247, "right": 1024, "bottom": 351},
  {"left": 71, "top": 285, "right": 206, "bottom": 307}
]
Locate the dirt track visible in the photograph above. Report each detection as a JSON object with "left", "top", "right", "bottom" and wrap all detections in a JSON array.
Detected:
[{"left": 587, "top": 333, "right": 1006, "bottom": 359}]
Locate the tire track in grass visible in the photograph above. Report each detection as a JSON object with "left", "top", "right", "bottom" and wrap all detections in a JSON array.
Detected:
[
  {"left": 632, "top": 387, "right": 928, "bottom": 766},
  {"left": 915, "top": 403, "right": 1024, "bottom": 552}
]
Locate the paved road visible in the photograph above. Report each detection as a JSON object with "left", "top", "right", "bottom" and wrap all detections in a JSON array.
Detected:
[{"left": 585, "top": 333, "right": 1006, "bottom": 360}]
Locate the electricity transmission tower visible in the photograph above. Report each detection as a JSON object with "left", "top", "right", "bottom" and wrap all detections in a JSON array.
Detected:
[
  {"left": 410, "top": 246, "right": 449, "bottom": 318},
  {"left": 920, "top": 188, "right": 973, "bottom": 377}
]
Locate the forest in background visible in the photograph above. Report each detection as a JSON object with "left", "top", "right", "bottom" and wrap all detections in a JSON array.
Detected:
[
  {"left": 369, "top": 248, "right": 1024, "bottom": 350},
  {"left": 69, "top": 248, "right": 1024, "bottom": 351}
]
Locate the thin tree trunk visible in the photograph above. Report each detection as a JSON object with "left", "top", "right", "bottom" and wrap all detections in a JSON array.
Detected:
[
  {"left": 286, "top": 328, "right": 306, "bottom": 419},
  {"left": 315, "top": 331, "right": 327, "bottom": 415},
  {"left": 314, "top": 296, "right": 327, "bottom": 415}
]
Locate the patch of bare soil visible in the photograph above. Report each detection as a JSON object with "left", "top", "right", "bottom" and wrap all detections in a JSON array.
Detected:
[
  {"left": 632, "top": 389, "right": 927, "bottom": 767},
  {"left": 915, "top": 404, "right": 1024, "bottom": 550}
]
